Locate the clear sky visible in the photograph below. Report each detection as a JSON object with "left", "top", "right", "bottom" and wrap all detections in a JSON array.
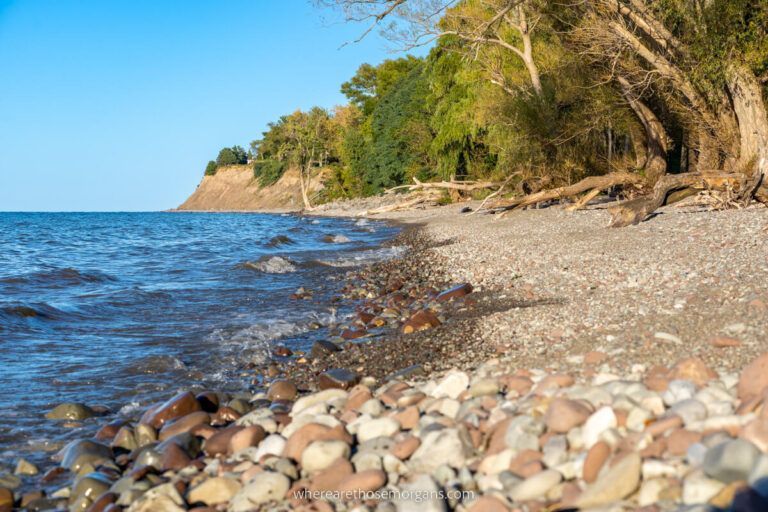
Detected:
[{"left": 0, "top": 0, "right": 417, "bottom": 211}]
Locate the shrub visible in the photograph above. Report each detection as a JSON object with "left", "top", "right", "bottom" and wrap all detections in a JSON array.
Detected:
[
  {"left": 204, "top": 160, "right": 218, "bottom": 176},
  {"left": 252, "top": 159, "right": 286, "bottom": 186}
]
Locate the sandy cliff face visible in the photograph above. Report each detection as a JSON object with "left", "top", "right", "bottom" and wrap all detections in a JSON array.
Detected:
[{"left": 176, "top": 165, "right": 325, "bottom": 211}]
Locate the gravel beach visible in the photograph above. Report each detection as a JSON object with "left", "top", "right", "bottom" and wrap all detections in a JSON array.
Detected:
[{"left": 10, "top": 200, "right": 768, "bottom": 512}]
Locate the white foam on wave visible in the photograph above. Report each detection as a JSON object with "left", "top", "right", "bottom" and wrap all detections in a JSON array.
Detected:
[
  {"left": 317, "top": 245, "right": 406, "bottom": 267},
  {"left": 208, "top": 309, "right": 339, "bottom": 366},
  {"left": 243, "top": 256, "right": 297, "bottom": 274}
]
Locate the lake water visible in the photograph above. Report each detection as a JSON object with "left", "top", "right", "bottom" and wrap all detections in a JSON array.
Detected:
[{"left": 0, "top": 212, "right": 399, "bottom": 462}]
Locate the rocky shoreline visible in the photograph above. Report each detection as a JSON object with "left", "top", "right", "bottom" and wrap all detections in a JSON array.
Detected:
[{"left": 4, "top": 202, "right": 768, "bottom": 511}]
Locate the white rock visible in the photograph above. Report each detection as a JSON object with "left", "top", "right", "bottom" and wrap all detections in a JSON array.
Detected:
[
  {"left": 642, "top": 459, "right": 679, "bottom": 479},
  {"left": 509, "top": 469, "right": 561, "bottom": 501},
  {"left": 503, "top": 415, "right": 543, "bottom": 451},
  {"left": 291, "top": 389, "right": 348, "bottom": 416},
  {"left": 670, "top": 399, "right": 708, "bottom": 426},
  {"left": 542, "top": 435, "right": 568, "bottom": 468},
  {"left": 627, "top": 407, "right": 652, "bottom": 432},
  {"left": 358, "top": 399, "right": 384, "bottom": 417},
  {"left": 300, "top": 440, "right": 350, "bottom": 474},
  {"left": 431, "top": 370, "right": 470, "bottom": 399},
  {"left": 253, "top": 434, "right": 286, "bottom": 462},
  {"left": 396, "top": 474, "right": 447, "bottom": 512},
  {"left": 638, "top": 478, "right": 671, "bottom": 507},
  {"left": 229, "top": 471, "right": 290, "bottom": 511},
  {"left": 682, "top": 471, "right": 725, "bottom": 505},
  {"left": 357, "top": 417, "right": 400, "bottom": 443},
  {"left": 582, "top": 406, "right": 617, "bottom": 449},
  {"left": 478, "top": 449, "right": 515, "bottom": 475},
  {"left": 663, "top": 380, "right": 697, "bottom": 406},
  {"left": 351, "top": 451, "right": 382, "bottom": 472},
  {"left": 409, "top": 429, "right": 471, "bottom": 473}
]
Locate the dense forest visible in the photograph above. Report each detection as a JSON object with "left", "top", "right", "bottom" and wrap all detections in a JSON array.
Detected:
[{"left": 204, "top": 0, "right": 767, "bottom": 225}]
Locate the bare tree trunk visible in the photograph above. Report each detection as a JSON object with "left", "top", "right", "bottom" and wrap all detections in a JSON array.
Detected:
[
  {"left": 618, "top": 76, "right": 668, "bottom": 184},
  {"left": 727, "top": 64, "right": 768, "bottom": 177},
  {"left": 300, "top": 165, "right": 313, "bottom": 210},
  {"left": 518, "top": 6, "right": 543, "bottom": 96}
]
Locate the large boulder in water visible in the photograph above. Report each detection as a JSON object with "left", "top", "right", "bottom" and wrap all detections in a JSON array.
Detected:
[
  {"left": 45, "top": 403, "right": 95, "bottom": 421},
  {"left": 140, "top": 391, "right": 202, "bottom": 429}
]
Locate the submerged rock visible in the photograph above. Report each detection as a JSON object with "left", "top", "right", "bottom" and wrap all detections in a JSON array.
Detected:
[{"left": 45, "top": 403, "right": 95, "bottom": 421}]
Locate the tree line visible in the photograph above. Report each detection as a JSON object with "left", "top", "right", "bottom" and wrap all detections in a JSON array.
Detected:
[{"left": 204, "top": 0, "right": 767, "bottom": 221}]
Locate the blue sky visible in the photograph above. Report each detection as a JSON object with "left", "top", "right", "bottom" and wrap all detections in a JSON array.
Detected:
[{"left": 0, "top": 1, "right": 418, "bottom": 211}]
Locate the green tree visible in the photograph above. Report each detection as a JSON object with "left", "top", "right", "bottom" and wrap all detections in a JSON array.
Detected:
[{"left": 204, "top": 160, "right": 218, "bottom": 176}]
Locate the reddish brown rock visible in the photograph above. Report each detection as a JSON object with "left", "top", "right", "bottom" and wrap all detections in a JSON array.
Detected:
[
  {"left": 85, "top": 491, "right": 117, "bottom": 512},
  {"left": 392, "top": 406, "right": 419, "bottom": 430},
  {"left": 344, "top": 385, "right": 373, "bottom": 411},
  {"left": 500, "top": 375, "right": 533, "bottom": 395},
  {"left": 318, "top": 368, "right": 359, "bottom": 390},
  {"left": 335, "top": 469, "right": 387, "bottom": 493},
  {"left": 341, "top": 328, "right": 367, "bottom": 340},
  {"left": 583, "top": 441, "right": 611, "bottom": 483},
  {"left": 141, "top": 391, "right": 202, "bottom": 429},
  {"left": 666, "top": 429, "right": 702, "bottom": 456},
  {"left": 401, "top": 310, "right": 441, "bottom": 334},
  {"left": 390, "top": 436, "right": 420, "bottom": 460},
  {"left": 204, "top": 425, "right": 245, "bottom": 456},
  {"left": 161, "top": 442, "right": 193, "bottom": 472},
  {"left": 308, "top": 457, "right": 354, "bottom": 492},
  {"left": 436, "top": 283, "right": 473, "bottom": 302},
  {"left": 640, "top": 438, "right": 667, "bottom": 458},
  {"left": 211, "top": 406, "right": 241, "bottom": 426},
  {"left": 41, "top": 466, "right": 65, "bottom": 483},
  {"left": 0, "top": 488, "right": 12, "bottom": 512},
  {"left": 95, "top": 420, "right": 127, "bottom": 441},
  {"left": 709, "top": 336, "right": 742, "bottom": 348},
  {"left": 739, "top": 353, "right": 768, "bottom": 400},
  {"left": 159, "top": 411, "right": 210, "bottom": 441},
  {"left": 195, "top": 391, "right": 219, "bottom": 413},
  {"left": 267, "top": 380, "right": 298, "bottom": 401},
  {"left": 670, "top": 358, "right": 717, "bottom": 387},
  {"left": 228, "top": 425, "right": 266, "bottom": 454},
  {"left": 357, "top": 311, "right": 375, "bottom": 325},
  {"left": 468, "top": 496, "right": 510, "bottom": 512},
  {"left": 283, "top": 424, "right": 353, "bottom": 462},
  {"left": 535, "top": 374, "right": 574, "bottom": 393},
  {"left": 509, "top": 449, "right": 543, "bottom": 478},
  {"left": 741, "top": 418, "right": 768, "bottom": 452},
  {"left": 584, "top": 351, "right": 609, "bottom": 365},
  {"left": 544, "top": 398, "right": 592, "bottom": 433},
  {"left": 273, "top": 345, "right": 293, "bottom": 357}
]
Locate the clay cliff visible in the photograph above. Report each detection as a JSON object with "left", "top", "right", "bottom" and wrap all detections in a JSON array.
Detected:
[{"left": 176, "top": 165, "right": 325, "bottom": 211}]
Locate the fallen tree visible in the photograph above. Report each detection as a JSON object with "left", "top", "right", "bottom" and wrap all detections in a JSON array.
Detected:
[{"left": 385, "top": 177, "right": 503, "bottom": 194}]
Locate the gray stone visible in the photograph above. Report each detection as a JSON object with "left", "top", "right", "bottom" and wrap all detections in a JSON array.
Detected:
[
  {"left": 703, "top": 439, "right": 760, "bottom": 483},
  {"left": 229, "top": 471, "right": 290, "bottom": 511},
  {"left": 409, "top": 428, "right": 472, "bottom": 473}
]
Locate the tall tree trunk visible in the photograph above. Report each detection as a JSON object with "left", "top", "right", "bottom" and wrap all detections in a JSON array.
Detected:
[
  {"left": 727, "top": 64, "right": 768, "bottom": 177},
  {"left": 618, "top": 76, "right": 668, "bottom": 184},
  {"left": 300, "top": 165, "right": 313, "bottom": 210}
]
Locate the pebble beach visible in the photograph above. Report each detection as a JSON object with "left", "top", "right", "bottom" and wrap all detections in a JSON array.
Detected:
[{"left": 6, "top": 200, "right": 768, "bottom": 512}]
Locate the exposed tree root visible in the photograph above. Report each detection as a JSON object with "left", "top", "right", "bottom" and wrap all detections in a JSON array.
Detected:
[
  {"left": 608, "top": 172, "right": 753, "bottom": 227},
  {"left": 492, "top": 172, "right": 643, "bottom": 211}
]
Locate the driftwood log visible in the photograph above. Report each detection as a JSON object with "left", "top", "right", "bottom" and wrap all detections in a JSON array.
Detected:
[
  {"left": 608, "top": 170, "right": 761, "bottom": 227},
  {"left": 492, "top": 172, "right": 644, "bottom": 211},
  {"left": 386, "top": 177, "right": 502, "bottom": 194}
]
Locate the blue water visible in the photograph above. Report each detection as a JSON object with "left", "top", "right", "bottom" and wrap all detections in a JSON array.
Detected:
[{"left": 0, "top": 212, "right": 398, "bottom": 458}]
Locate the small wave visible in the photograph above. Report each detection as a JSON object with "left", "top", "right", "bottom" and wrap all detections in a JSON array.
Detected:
[
  {"left": 316, "top": 246, "right": 406, "bottom": 267},
  {"left": 0, "top": 303, "right": 66, "bottom": 320},
  {"left": 209, "top": 310, "right": 338, "bottom": 364},
  {"left": 240, "top": 256, "right": 297, "bottom": 274},
  {"left": 265, "top": 235, "right": 294, "bottom": 247},
  {"left": 322, "top": 234, "right": 352, "bottom": 244},
  {"left": 0, "top": 267, "right": 114, "bottom": 287},
  {"left": 132, "top": 355, "right": 187, "bottom": 375}
]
